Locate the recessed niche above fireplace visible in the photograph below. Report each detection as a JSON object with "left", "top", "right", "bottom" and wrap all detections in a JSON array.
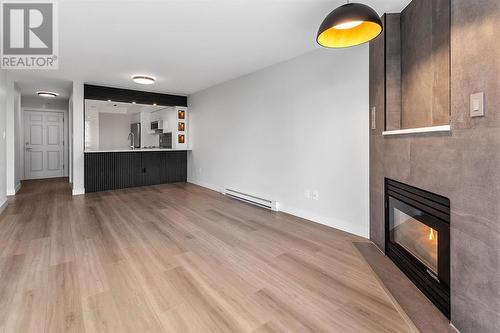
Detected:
[
  {"left": 383, "top": 0, "right": 451, "bottom": 134},
  {"left": 385, "top": 178, "right": 450, "bottom": 318}
]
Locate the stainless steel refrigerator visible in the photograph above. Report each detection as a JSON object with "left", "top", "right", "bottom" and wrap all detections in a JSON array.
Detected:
[{"left": 130, "top": 123, "right": 141, "bottom": 148}]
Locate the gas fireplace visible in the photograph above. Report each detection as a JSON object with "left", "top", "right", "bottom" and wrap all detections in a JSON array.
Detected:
[{"left": 385, "top": 178, "right": 450, "bottom": 318}]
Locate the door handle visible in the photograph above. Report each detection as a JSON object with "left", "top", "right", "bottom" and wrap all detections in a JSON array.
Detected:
[{"left": 25, "top": 147, "right": 32, "bottom": 151}]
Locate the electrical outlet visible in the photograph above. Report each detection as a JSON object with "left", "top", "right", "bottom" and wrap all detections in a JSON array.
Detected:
[
  {"left": 304, "top": 189, "right": 311, "bottom": 199},
  {"left": 312, "top": 190, "right": 319, "bottom": 201}
]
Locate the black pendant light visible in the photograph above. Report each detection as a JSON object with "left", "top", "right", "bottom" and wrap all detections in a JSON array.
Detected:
[{"left": 317, "top": 2, "right": 383, "bottom": 48}]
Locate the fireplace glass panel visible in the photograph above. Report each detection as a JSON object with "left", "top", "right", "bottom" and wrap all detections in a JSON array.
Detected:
[{"left": 390, "top": 208, "right": 438, "bottom": 274}]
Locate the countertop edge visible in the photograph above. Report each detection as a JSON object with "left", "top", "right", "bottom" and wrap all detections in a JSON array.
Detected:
[{"left": 84, "top": 149, "right": 191, "bottom": 153}]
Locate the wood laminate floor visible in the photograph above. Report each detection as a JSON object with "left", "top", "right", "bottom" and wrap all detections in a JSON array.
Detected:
[{"left": 0, "top": 178, "right": 415, "bottom": 333}]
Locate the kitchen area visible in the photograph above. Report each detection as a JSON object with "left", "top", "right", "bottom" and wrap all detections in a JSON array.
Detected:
[{"left": 83, "top": 84, "right": 189, "bottom": 192}]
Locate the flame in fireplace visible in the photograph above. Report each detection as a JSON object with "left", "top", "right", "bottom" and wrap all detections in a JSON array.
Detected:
[{"left": 429, "top": 228, "right": 436, "bottom": 241}]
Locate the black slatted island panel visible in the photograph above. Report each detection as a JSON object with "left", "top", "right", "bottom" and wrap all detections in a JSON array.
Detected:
[{"left": 84, "top": 151, "right": 187, "bottom": 193}]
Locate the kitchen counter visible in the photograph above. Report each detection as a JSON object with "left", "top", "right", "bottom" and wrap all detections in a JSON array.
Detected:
[{"left": 85, "top": 148, "right": 191, "bottom": 153}]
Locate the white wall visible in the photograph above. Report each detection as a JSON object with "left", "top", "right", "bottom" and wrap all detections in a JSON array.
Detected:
[
  {"left": 68, "top": 96, "right": 73, "bottom": 184},
  {"left": 140, "top": 112, "right": 153, "bottom": 147},
  {"left": 187, "top": 47, "right": 370, "bottom": 237},
  {"left": 98, "top": 113, "right": 135, "bottom": 149},
  {"left": 0, "top": 71, "right": 7, "bottom": 213},
  {"left": 6, "top": 81, "right": 21, "bottom": 195},
  {"left": 85, "top": 109, "right": 99, "bottom": 151},
  {"left": 71, "top": 81, "right": 85, "bottom": 195},
  {"left": 15, "top": 92, "right": 22, "bottom": 187},
  {"left": 13, "top": 86, "right": 21, "bottom": 191},
  {"left": 21, "top": 96, "right": 68, "bottom": 110}
]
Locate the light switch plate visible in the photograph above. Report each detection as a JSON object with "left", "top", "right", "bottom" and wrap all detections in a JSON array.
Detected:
[{"left": 470, "top": 92, "right": 484, "bottom": 117}]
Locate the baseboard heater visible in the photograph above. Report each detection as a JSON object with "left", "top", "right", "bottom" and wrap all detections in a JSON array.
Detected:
[{"left": 223, "top": 188, "right": 278, "bottom": 211}]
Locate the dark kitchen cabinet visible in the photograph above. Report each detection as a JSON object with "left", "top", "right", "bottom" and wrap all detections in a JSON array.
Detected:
[
  {"left": 84, "top": 151, "right": 187, "bottom": 193},
  {"left": 159, "top": 151, "right": 187, "bottom": 183},
  {"left": 142, "top": 152, "right": 162, "bottom": 186}
]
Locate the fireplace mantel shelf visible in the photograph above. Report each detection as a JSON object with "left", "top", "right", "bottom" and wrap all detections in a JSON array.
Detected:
[{"left": 382, "top": 125, "right": 451, "bottom": 136}]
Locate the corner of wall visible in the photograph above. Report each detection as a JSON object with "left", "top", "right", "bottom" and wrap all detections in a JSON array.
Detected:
[
  {"left": 0, "top": 71, "right": 7, "bottom": 207},
  {"left": 187, "top": 177, "right": 222, "bottom": 193},
  {"left": 71, "top": 80, "right": 85, "bottom": 195},
  {"left": 280, "top": 204, "right": 370, "bottom": 239},
  {"left": 5, "top": 77, "right": 19, "bottom": 196},
  {"left": 6, "top": 181, "right": 21, "bottom": 196},
  {"left": 72, "top": 187, "right": 85, "bottom": 196}
]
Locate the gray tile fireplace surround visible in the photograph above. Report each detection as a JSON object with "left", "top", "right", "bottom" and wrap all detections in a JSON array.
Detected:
[{"left": 369, "top": 1, "right": 500, "bottom": 332}]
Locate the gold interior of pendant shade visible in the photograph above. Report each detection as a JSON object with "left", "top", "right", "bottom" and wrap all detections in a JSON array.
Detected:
[{"left": 317, "top": 21, "right": 382, "bottom": 48}]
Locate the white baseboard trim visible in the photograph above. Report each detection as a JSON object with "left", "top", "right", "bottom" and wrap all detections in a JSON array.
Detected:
[
  {"left": 6, "top": 182, "right": 21, "bottom": 196},
  {"left": 187, "top": 178, "right": 223, "bottom": 193},
  {"left": 72, "top": 187, "right": 85, "bottom": 196},
  {"left": 0, "top": 198, "right": 8, "bottom": 215},
  {"left": 280, "top": 204, "right": 369, "bottom": 239},
  {"left": 188, "top": 179, "right": 369, "bottom": 239}
]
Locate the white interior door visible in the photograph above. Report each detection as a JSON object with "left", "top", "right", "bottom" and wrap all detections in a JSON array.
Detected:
[{"left": 24, "top": 111, "right": 64, "bottom": 179}]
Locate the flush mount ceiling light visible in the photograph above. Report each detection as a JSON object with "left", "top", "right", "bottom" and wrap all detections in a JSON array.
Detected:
[
  {"left": 36, "top": 91, "right": 59, "bottom": 98},
  {"left": 317, "top": 2, "right": 383, "bottom": 48},
  {"left": 131, "top": 74, "right": 156, "bottom": 85}
]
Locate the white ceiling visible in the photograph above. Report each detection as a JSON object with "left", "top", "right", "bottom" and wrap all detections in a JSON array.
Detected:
[
  {"left": 10, "top": 0, "right": 411, "bottom": 97},
  {"left": 16, "top": 78, "right": 73, "bottom": 100}
]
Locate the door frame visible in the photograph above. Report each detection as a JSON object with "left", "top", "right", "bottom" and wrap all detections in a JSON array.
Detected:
[{"left": 22, "top": 108, "right": 69, "bottom": 180}]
